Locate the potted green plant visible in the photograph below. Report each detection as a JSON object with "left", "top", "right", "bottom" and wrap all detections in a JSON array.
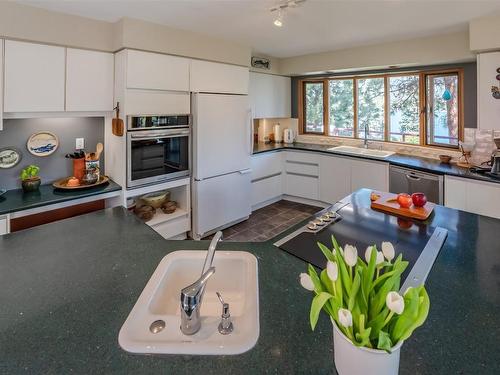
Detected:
[
  {"left": 299, "top": 237, "right": 429, "bottom": 375},
  {"left": 20, "top": 165, "right": 41, "bottom": 192}
]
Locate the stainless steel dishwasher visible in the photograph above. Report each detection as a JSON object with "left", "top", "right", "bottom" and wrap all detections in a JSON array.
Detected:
[{"left": 389, "top": 165, "right": 444, "bottom": 205}]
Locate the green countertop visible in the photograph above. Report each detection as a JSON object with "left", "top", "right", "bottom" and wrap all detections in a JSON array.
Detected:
[
  {"left": 0, "top": 180, "right": 122, "bottom": 215},
  {"left": 1, "top": 190, "right": 499, "bottom": 374}
]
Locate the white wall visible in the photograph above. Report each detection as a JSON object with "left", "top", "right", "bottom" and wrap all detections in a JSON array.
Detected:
[
  {"left": 0, "top": 2, "right": 251, "bottom": 67},
  {"left": 469, "top": 12, "right": 500, "bottom": 52},
  {"left": 279, "top": 31, "right": 474, "bottom": 75}
]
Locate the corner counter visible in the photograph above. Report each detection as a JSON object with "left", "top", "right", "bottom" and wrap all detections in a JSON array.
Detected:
[{"left": 1, "top": 192, "right": 499, "bottom": 373}]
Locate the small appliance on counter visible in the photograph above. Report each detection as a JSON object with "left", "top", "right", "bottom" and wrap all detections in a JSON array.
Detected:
[
  {"left": 273, "top": 123, "right": 283, "bottom": 143},
  {"left": 283, "top": 128, "right": 295, "bottom": 144}
]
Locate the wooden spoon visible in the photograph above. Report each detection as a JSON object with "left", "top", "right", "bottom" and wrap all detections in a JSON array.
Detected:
[{"left": 95, "top": 143, "right": 103, "bottom": 161}]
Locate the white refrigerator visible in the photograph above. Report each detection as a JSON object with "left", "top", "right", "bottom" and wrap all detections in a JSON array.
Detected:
[{"left": 192, "top": 93, "right": 252, "bottom": 239}]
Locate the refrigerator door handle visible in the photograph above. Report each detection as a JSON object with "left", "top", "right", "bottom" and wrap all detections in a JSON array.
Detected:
[
  {"left": 239, "top": 169, "right": 252, "bottom": 175},
  {"left": 247, "top": 109, "right": 253, "bottom": 156}
]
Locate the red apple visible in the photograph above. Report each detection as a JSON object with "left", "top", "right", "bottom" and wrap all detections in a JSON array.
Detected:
[
  {"left": 411, "top": 192, "right": 427, "bottom": 207},
  {"left": 397, "top": 193, "right": 413, "bottom": 209}
]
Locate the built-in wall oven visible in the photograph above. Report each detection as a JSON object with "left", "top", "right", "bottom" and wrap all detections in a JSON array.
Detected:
[{"left": 127, "top": 115, "right": 190, "bottom": 188}]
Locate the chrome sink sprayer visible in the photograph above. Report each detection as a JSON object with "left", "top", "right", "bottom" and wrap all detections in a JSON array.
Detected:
[{"left": 180, "top": 231, "right": 223, "bottom": 335}]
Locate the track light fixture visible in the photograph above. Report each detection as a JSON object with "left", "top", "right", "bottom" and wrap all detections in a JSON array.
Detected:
[{"left": 271, "top": 0, "right": 306, "bottom": 27}]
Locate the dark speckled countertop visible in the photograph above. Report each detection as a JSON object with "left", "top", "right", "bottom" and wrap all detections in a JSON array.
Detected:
[
  {"left": 254, "top": 142, "right": 500, "bottom": 184},
  {"left": 0, "top": 180, "right": 122, "bottom": 215},
  {"left": 1, "top": 190, "right": 500, "bottom": 374}
]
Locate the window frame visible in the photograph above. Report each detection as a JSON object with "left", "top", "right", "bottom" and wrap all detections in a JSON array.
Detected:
[{"left": 298, "top": 68, "right": 464, "bottom": 149}]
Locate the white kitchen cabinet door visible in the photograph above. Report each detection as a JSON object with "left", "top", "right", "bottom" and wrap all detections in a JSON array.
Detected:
[
  {"left": 249, "top": 72, "right": 291, "bottom": 119},
  {"left": 4, "top": 41, "right": 65, "bottom": 112},
  {"left": 466, "top": 180, "right": 500, "bottom": 219},
  {"left": 350, "top": 159, "right": 389, "bottom": 192},
  {"left": 125, "top": 90, "right": 190, "bottom": 115},
  {"left": 251, "top": 175, "right": 283, "bottom": 207},
  {"left": 444, "top": 176, "right": 467, "bottom": 211},
  {"left": 66, "top": 49, "right": 114, "bottom": 111},
  {"left": 285, "top": 174, "right": 319, "bottom": 200},
  {"left": 477, "top": 52, "right": 500, "bottom": 130},
  {"left": 319, "top": 155, "right": 351, "bottom": 204},
  {"left": 0, "top": 39, "right": 3, "bottom": 130},
  {"left": 445, "top": 175, "right": 500, "bottom": 219},
  {"left": 0, "top": 215, "right": 9, "bottom": 235},
  {"left": 126, "top": 50, "right": 190, "bottom": 91},
  {"left": 190, "top": 60, "right": 249, "bottom": 94},
  {"left": 251, "top": 152, "right": 283, "bottom": 181}
]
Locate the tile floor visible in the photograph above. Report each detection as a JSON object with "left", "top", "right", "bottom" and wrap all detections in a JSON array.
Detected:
[{"left": 203, "top": 200, "right": 321, "bottom": 242}]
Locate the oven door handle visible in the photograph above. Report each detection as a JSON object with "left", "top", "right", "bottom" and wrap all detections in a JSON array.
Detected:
[{"left": 130, "top": 130, "right": 190, "bottom": 140}]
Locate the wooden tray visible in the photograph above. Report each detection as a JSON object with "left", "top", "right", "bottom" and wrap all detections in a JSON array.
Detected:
[
  {"left": 53, "top": 175, "right": 109, "bottom": 190},
  {"left": 370, "top": 192, "right": 435, "bottom": 221}
]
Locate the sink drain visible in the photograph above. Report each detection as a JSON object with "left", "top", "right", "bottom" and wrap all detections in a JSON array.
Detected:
[{"left": 149, "top": 320, "right": 166, "bottom": 334}]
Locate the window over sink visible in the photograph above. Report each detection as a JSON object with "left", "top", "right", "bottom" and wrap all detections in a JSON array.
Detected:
[{"left": 299, "top": 68, "right": 463, "bottom": 149}]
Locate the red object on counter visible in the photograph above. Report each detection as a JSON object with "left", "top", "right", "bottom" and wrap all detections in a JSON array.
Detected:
[
  {"left": 411, "top": 192, "right": 428, "bottom": 207},
  {"left": 396, "top": 193, "right": 413, "bottom": 209},
  {"left": 73, "top": 158, "right": 85, "bottom": 181}
]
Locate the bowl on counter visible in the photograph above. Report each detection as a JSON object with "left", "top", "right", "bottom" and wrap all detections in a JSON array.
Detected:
[
  {"left": 134, "top": 205, "right": 155, "bottom": 222},
  {"left": 161, "top": 200, "right": 177, "bottom": 214},
  {"left": 439, "top": 155, "right": 452, "bottom": 164},
  {"left": 140, "top": 191, "right": 171, "bottom": 209}
]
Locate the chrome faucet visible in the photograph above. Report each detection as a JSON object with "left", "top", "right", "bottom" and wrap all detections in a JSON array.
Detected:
[
  {"left": 180, "top": 231, "right": 223, "bottom": 335},
  {"left": 363, "top": 123, "right": 370, "bottom": 149}
]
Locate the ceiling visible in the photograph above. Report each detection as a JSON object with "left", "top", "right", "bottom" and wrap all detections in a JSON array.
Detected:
[{"left": 17, "top": 0, "right": 500, "bottom": 58}]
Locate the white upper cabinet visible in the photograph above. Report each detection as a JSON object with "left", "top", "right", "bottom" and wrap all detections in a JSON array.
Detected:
[
  {"left": 0, "top": 39, "right": 3, "bottom": 130},
  {"left": 477, "top": 52, "right": 500, "bottom": 130},
  {"left": 66, "top": 49, "right": 114, "bottom": 112},
  {"left": 4, "top": 40, "right": 65, "bottom": 112},
  {"left": 249, "top": 72, "right": 291, "bottom": 119},
  {"left": 126, "top": 50, "right": 190, "bottom": 92},
  {"left": 190, "top": 60, "right": 249, "bottom": 94}
]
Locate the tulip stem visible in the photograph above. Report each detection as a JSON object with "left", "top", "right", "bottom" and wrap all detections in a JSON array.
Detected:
[
  {"left": 382, "top": 311, "right": 394, "bottom": 328},
  {"left": 349, "top": 266, "right": 353, "bottom": 280}
]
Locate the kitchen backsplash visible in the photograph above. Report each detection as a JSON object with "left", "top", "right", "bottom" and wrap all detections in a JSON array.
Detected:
[
  {"left": 297, "top": 128, "right": 500, "bottom": 164},
  {"left": 0, "top": 117, "right": 104, "bottom": 190}
]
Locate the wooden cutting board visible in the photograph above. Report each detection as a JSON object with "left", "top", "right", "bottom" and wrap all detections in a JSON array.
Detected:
[{"left": 370, "top": 192, "right": 435, "bottom": 221}]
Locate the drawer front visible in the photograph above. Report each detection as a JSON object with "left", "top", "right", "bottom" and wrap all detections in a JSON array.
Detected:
[
  {"left": 285, "top": 173, "right": 319, "bottom": 200},
  {"left": 251, "top": 153, "right": 282, "bottom": 181},
  {"left": 285, "top": 161, "right": 319, "bottom": 176},
  {"left": 251, "top": 175, "right": 283, "bottom": 206},
  {"left": 0, "top": 216, "right": 8, "bottom": 235},
  {"left": 285, "top": 151, "right": 320, "bottom": 164}
]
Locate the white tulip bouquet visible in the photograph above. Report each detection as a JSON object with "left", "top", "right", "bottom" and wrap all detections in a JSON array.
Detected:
[{"left": 299, "top": 236, "right": 430, "bottom": 352}]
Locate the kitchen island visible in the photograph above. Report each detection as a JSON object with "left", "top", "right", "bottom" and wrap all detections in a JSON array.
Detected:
[{"left": 1, "top": 190, "right": 499, "bottom": 374}]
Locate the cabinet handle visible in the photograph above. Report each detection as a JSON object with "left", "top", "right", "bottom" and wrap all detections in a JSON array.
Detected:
[{"left": 405, "top": 174, "right": 421, "bottom": 181}]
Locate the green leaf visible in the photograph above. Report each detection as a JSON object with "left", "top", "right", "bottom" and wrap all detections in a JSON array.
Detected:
[
  {"left": 348, "top": 268, "right": 361, "bottom": 311},
  {"left": 307, "top": 264, "right": 323, "bottom": 293},
  {"left": 320, "top": 269, "right": 335, "bottom": 295},
  {"left": 333, "top": 238, "right": 352, "bottom": 298},
  {"left": 310, "top": 292, "right": 333, "bottom": 331},
  {"left": 377, "top": 331, "right": 393, "bottom": 353},
  {"left": 354, "top": 314, "right": 372, "bottom": 347},
  {"left": 369, "top": 261, "right": 408, "bottom": 318},
  {"left": 391, "top": 286, "right": 430, "bottom": 343},
  {"left": 362, "top": 246, "right": 377, "bottom": 306},
  {"left": 317, "top": 242, "right": 335, "bottom": 262}
]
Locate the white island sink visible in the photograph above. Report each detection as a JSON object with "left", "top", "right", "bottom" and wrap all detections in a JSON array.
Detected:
[
  {"left": 328, "top": 145, "right": 395, "bottom": 159},
  {"left": 119, "top": 250, "right": 259, "bottom": 355}
]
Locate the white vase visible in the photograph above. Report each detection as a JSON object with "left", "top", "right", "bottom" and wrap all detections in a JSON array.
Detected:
[{"left": 333, "top": 323, "right": 403, "bottom": 375}]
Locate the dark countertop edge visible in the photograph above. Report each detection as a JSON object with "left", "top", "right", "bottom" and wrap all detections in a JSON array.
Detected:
[
  {"left": 253, "top": 143, "right": 500, "bottom": 184},
  {"left": 0, "top": 180, "right": 122, "bottom": 216}
]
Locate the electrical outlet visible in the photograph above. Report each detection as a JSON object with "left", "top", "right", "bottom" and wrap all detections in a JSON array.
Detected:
[{"left": 76, "top": 138, "right": 85, "bottom": 150}]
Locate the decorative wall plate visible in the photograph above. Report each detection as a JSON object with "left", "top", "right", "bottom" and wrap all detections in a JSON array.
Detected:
[
  {"left": 27, "top": 131, "right": 59, "bottom": 157},
  {"left": 0, "top": 147, "right": 22, "bottom": 169}
]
